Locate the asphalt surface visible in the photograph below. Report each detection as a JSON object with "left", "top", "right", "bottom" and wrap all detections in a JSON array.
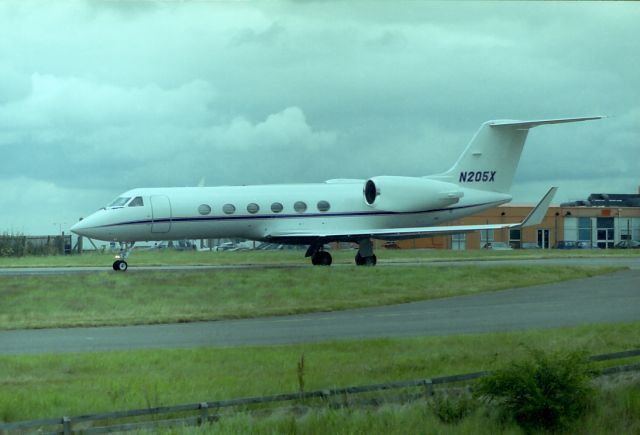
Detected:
[
  {"left": 0, "top": 258, "right": 638, "bottom": 355},
  {"left": 0, "top": 256, "right": 639, "bottom": 275}
]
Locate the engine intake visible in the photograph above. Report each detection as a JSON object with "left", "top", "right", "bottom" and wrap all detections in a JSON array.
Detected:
[{"left": 363, "top": 176, "right": 463, "bottom": 212}]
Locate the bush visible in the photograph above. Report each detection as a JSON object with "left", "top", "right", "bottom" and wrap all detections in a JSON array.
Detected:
[
  {"left": 475, "top": 349, "right": 596, "bottom": 432},
  {"left": 428, "top": 389, "right": 478, "bottom": 424}
]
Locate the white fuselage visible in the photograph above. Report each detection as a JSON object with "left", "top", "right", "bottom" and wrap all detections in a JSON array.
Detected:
[{"left": 72, "top": 181, "right": 511, "bottom": 243}]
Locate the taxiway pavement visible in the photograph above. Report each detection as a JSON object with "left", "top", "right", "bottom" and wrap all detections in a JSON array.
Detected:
[{"left": 0, "top": 260, "right": 638, "bottom": 355}]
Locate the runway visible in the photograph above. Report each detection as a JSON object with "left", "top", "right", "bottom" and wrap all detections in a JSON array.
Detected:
[
  {"left": 0, "top": 256, "right": 639, "bottom": 275},
  {"left": 1, "top": 261, "right": 638, "bottom": 355}
]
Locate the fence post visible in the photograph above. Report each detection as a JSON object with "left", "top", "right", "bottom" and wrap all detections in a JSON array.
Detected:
[
  {"left": 198, "top": 402, "right": 209, "bottom": 426},
  {"left": 62, "top": 416, "right": 72, "bottom": 435},
  {"left": 423, "top": 379, "right": 433, "bottom": 398}
]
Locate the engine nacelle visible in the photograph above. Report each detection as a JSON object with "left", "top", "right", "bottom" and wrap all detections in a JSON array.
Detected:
[{"left": 363, "top": 176, "right": 463, "bottom": 212}]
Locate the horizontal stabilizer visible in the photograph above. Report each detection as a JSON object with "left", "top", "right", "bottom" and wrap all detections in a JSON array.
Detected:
[{"left": 489, "top": 116, "right": 604, "bottom": 129}]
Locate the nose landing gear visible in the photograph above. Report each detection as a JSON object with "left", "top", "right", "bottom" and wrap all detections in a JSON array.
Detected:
[
  {"left": 113, "top": 242, "right": 135, "bottom": 272},
  {"left": 113, "top": 260, "right": 128, "bottom": 271}
]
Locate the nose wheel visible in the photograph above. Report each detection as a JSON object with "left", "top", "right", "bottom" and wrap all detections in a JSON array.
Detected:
[{"left": 113, "top": 260, "right": 128, "bottom": 271}]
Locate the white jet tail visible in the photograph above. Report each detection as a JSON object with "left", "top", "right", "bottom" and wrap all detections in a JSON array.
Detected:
[{"left": 442, "top": 116, "right": 603, "bottom": 193}]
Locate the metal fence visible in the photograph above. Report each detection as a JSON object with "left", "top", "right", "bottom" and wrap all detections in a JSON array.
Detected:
[
  {"left": 0, "top": 235, "right": 71, "bottom": 257},
  {"left": 1, "top": 349, "right": 639, "bottom": 434}
]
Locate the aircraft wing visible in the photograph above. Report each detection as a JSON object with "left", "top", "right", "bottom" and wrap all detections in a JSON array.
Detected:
[{"left": 266, "top": 187, "right": 557, "bottom": 242}]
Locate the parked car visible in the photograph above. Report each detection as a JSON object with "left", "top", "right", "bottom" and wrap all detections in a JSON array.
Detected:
[
  {"left": 520, "top": 242, "right": 541, "bottom": 249},
  {"left": 554, "top": 241, "right": 578, "bottom": 249},
  {"left": 482, "top": 242, "right": 513, "bottom": 250},
  {"left": 615, "top": 240, "right": 640, "bottom": 249},
  {"left": 149, "top": 240, "right": 197, "bottom": 251},
  {"left": 576, "top": 241, "right": 598, "bottom": 249}
]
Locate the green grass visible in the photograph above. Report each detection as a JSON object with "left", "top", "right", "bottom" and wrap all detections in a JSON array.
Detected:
[
  {"left": 0, "top": 265, "right": 620, "bottom": 330},
  {"left": 0, "top": 247, "right": 637, "bottom": 268},
  {"left": 157, "top": 382, "right": 640, "bottom": 434},
  {"left": 175, "top": 379, "right": 640, "bottom": 434},
  {"left": 0, "top": 322, "right": 639, "bottom": 425}
]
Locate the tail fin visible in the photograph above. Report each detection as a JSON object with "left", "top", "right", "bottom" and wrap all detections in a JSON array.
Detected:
[{"left": 443, "top": 116, "right": 603, "bottom": 193}]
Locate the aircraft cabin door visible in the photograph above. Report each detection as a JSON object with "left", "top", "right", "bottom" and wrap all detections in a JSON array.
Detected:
[{"left": 150, "top": 195, "right": 172, "bottom": 233}]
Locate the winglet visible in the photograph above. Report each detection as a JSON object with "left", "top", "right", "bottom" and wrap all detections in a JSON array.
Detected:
[{"left": 512, "top": 187, "right": 558, "bottom": 228}]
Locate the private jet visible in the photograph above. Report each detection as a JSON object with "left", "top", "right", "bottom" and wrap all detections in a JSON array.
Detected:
[{"left": 71, "top": 116, "right": 602, "bottom": 271}]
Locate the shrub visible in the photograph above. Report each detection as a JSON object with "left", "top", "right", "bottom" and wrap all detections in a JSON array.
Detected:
[
  {"left": 475, "top": 349, "right": 596, "bottom": 432},
  {"left": 428, "top": 389, "right": 478, "bottom": 424}
]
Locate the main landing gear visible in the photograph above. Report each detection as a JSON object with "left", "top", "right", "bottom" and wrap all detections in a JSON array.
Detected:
[
  {"left": 113, "top": 242, "right": 134, "bottom": 272},
  {"left": 306, "top": 238, "right": 377, "bottom": 266},
  {"left": 311, "top": 250, "right": 332, "bottom": 266},
  {"left": 354, "top": 238, "right": 376, "bottom": 266}
]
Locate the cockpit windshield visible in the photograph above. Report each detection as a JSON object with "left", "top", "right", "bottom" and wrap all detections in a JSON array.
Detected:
[
  {"left": 108, "top": 197, "right": 131, "bottom": 208},
  {"left": 128, "top": 196, "right": 144, "bottom": 207}
]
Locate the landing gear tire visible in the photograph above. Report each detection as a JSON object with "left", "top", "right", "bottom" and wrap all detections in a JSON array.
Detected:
[
  {"left": 311, "top": 251, "right": 332, "bottom": 266},
  {"left": 113, "top": 260, "right": 128, "bottom": 272},
  {"left": 355, "top": 253, "right": 377, "bottom": 266}
]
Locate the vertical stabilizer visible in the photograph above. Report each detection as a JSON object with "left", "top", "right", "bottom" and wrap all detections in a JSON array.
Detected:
[{"left": 442, "top": 116, "right": 603, "bottom": 194}]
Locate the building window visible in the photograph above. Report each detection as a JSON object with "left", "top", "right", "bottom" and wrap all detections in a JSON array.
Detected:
[
  {"left": 317, "top": 200, "right": 330, "bottom": 212},
  {"left": 222, "top": 204, "right": 236, "bottom": 215},
  {"left": 294, "top": 201, "right": 307, "bottom": 213},
  {"left": 480, "top": 229, "right": 495, "bottom": 248},
  {"left": 451, "top": 233, "right": 466, "bottom": 251},
  {"left": 247, "top": 203, "right": 259, "bottom": 214},
  {"left": 577, "top": 217, "right": 592, "bottom": 241},
  {"left": 633, "top": 218, "right": 640, "bottom": 241},
  {"left": 619, "top": 218, "right": 631, "bottom": 242},
  {"left": 198, "top": 204, "right": 211, "bottom": 215},
  {"left": 271, "top": 202, "right": 283, "bottom": 213}
]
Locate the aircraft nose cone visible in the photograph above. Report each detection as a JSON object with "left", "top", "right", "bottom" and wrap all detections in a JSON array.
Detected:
[{"left": 70, "top": 219, "right": 90, "bottom": 237}]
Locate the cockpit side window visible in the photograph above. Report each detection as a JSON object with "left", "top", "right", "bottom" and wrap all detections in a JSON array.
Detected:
[
  {"left": 108, "top": 197, "right": 131, "bottom": 207},
  {"left": 128, "top": 196, "right": 144, "bottom": 207}
]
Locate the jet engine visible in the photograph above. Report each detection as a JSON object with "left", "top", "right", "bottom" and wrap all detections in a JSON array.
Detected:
[{"left": 363, "top": 176, "right": 463, "bottom": 212}]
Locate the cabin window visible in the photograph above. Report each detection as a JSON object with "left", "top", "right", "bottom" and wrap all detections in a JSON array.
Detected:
[
  {"left": 247, "top": 203, "right": 260, "bottom": 214},
  {"left": 271, "top": 202, "right": 283, "bottom": 213},
  {"left": 108, "top": 197, "right": 130, "bottom": 207},
  {"left": 317, "top": 200, "right": 330, "bottom": 212},
  {"left": 294, "top": 201, "right": 307, "bottom": 213},
  {"left": 198, "top": 204, "right": 212, "bottom": 215},
  {"left": 128, "top": 196, "right": 144, "bottom": 207},
  {"left": 223, "top": 204, "right": 236, "bottom": 215}
]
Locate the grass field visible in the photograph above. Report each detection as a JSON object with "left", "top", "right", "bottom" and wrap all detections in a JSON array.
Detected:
[
  {"left": 0, "top": 321, "right": 638, "bottom": 426},
  {"left": 0, "top": 250, "right": 637, "bottom": 432},
  {"left": 0, "top": 247, "right": 638, "bottom": 268},
  {"left": 0, "top": 265, "right": 620, "bottom": 330}
]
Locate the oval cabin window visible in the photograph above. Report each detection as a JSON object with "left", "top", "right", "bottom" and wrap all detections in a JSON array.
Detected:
[
  {"left": 271, "top": 202, "right": 283, "bottom": 213},
  {"left": 247, "top": 203, "right": 259, "bottom": 214},
  {"left": 198, "top": 204, "right": 211, "bottom": 215},
  {"left": 222, "top": 204, "right": 236, "bottom": 215},
  {"left": 294, "top": 201, "right": 307, "bottom": 213},
  {"left": 317, "top": 200, "right": 330, "bottom": 212}
]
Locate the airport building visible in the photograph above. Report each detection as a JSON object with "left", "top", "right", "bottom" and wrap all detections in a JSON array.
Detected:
[{"left": 395, "top": 190, "right": 640, "bottom": 250}]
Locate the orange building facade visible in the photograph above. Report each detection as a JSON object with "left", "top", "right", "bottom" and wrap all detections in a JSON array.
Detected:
[{"left": 394, "top": 202, "right": 640, "bottom": 250}]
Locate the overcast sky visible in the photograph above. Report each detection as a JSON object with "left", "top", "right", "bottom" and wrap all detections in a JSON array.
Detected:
[{"left": 0, "top": 1, "right": 638, "bottom": 235}]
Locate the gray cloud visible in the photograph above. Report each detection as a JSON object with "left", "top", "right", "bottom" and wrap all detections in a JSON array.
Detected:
[{"left": 0, "top": 1, "right": 638, "bottom": 233}]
